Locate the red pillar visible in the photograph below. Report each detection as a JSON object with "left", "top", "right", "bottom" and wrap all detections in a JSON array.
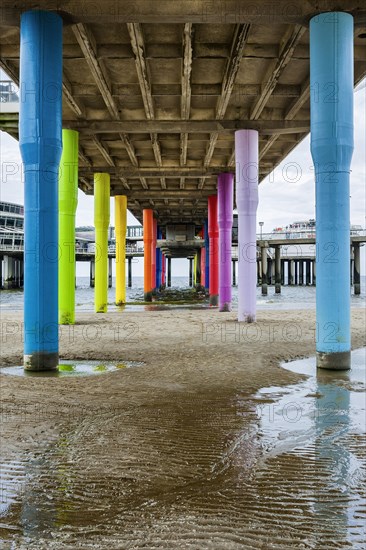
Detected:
[{"left": 208, "top": 195, "right": 219, "bottom": 306}]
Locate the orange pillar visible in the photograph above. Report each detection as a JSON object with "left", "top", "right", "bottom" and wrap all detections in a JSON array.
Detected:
[
  {"left": 143, "top": 209, "right": 153, "bottom": 301},
  {"left": 151, "top": 217, "right": 157, "bottom": 291}
]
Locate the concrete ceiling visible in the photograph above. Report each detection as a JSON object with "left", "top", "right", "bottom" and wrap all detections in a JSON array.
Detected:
[{"left": 1, "top": 1, "right": 366, "bottom": 226}]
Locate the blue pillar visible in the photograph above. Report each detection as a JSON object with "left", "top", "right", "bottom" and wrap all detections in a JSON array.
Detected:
[
  {"left": 310, "top": 12, "right": 354, "bottom": 369},
  {"left": 20, "top": 11, "right": 63, "bottom": 371},
  {"left": 204, "top": 219, "right": 209, "bottom": 290},
  {"left": 156, "top": 226, "right": 162, "bottom": 289}
]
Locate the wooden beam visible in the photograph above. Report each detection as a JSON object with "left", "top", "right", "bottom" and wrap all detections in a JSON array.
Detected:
[
  {"left": 2, "top": 2, "right": 365, "bottom": 26},
  {"left": 92, "top": 136, "right": 115, "bottom": 167},
  {"left": 119, "top": 133, "right": 138, "bottom": 167},
  {"left": 78, "top": 166, "right": 223, "bottom": 178},
  {"left": 127, "top": 23, "right": 165, "bottom": 177},
  {"left": 72, "top": 23, "right": 120, "bottom": 120},
  {"left": 66, "top": 119, "right": 310, "bottom": 134},
  {"left": 203, "top": 23, "right": 250, "bottom": 169},
  {"left": 180, "top": 23, "right": 194, "bottom": 188},
  {"left": 62, "top": 74, "right": 85, "bottom": 118},
  {"left": 250, "top": 24, "right": 306, "bottom": 120}
]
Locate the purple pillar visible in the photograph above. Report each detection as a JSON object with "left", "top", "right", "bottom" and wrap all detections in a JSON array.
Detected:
[
  {"left": 218, "top": 173, "right": 234, "bottom": 311},
  {"left": 235, "top": 130, "right": 259, "bottom": 322}
]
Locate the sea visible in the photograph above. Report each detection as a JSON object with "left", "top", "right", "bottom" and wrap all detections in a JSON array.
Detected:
[{"left": 1, "top": 276, "right": 365, "bottom": 312}]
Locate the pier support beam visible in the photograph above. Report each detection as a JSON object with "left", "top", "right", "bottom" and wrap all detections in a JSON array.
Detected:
[
  {"left": 218, "top": 172, "right": 234, "bottom": 311},
  {"left": 90, "top": 259, "right": 95, "bottom": 287},
  {"left": 0, "top": 257, "right": 2, "bottom": 288},
  {"left": 289, "top": 260, "right": 294, "bottom": 286},
  {"left": 310, "top": 12, "right": 354, "bottom": 369},
  {"left": 353, "top": 242, "right": 360, "bottom": 295},
  {"left": 3, "top": 256, "right": 15, "bottom": 289},
  {"left": 275, "top": 245, "right": 281, "bottom": 293},
  {"left": 108, "top": 257, "right": 113, "bottom": 288},
  {"left": 128, "top": 256, "right": 132, "bottom": 288},
  {"left": 208, "top": 195, "right": 219, "bottom": 306},
  {"left": 115, "top": 196, "right": 127, "bottom": 304},
  {"left": 143, "top": 209, "right": 153, "bottom": 301},
  {"left": 161, "top": 253, "right": 166, "bottom": 286},
  {"left": 204, "top": 220, "right": 210, "bottom": 290},
  {"left": 167, "top": 257, "right": 172, "bottom": 287},
  {"left": 20, "top": 10, "right": 63, "bottom": 370},
  {"left": 306, "top": 260, "right": 311, "bottom": 286},
  {"left": 195, "top": 249, "right": 201, "bottom": 286},
  {"left": 189, "top": 257, "right": 193, "bottom": 287},
  {"left": 299, "top": 260, "right": 304, "bottom": 286},
  {"left": 311, "top": 260, "right": 316, "bottom": 286},
  {"left": 235, "top": 130, "right": 259, "bottom": 322},
  {"left": 94, "top": 173, "right": 110, "bottom": 312},
  {"left": 59, "top": 129, "right": 78, "bottom": 325},
  {"left": 261, "top": 245, "right": 268, "bottom": 295},
  {"left": 232, "top": 259, "right": 236, "bottom": 286}
]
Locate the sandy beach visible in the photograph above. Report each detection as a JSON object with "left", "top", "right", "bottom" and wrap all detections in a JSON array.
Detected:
[{"left": 1, "top": 308, "right": 365, "bottom": 548}]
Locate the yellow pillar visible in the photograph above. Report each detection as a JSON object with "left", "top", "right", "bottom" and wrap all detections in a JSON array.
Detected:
[
  {"left": 94, "top": 173, "right": 110, "bottom": 313},
  {"left": 59, "top": 129, "right": 78, "bottom": 324},
  {"left": 115, "top": 195, "right": 127, "bottom": 305}
]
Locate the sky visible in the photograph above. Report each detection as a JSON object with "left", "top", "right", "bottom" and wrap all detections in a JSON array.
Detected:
[{"left": 1, "top": 74, "right": 365, "bottom": 277}]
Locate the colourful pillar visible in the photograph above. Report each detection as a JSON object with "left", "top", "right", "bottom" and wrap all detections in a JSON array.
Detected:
[
  {"left": 204, "top": 220, "right": 210, "bottom": 290},
  {"left": 151, "top": 217, "right": 157, "bottom": 291},
  {"left": 143, "top": 209, "right": 153, "bottom": 301},
  {"left": 20, "top": 11, "right": 63, "bottom": 371},
  {"left": 115, "top": 195, "right": 127, "bottom": 305},
  {"left": 94, "top": 173, "right": 110, "bottom": 313},
  {"left": 218, "top": 173, "right": 234, "bottom": 311},
  {"left": 156, "top": 227, "right": 163, "bottom": 289},
  {"left": 235, "top": 130, "right": 259, "bottom": 323},
  {"left": 161, "top": 253, "right": 166, "bottom": 286},
  {"left": 201, "top": 247, "right": 206, "bottom": 287},
  {"left": 208, "top": 195, "right": 219, "bottom": 306},
  {"left": 310, "top": 12, "right": 353, "bottom": 370},
  {"left": 59, "top": 129, "right": 78, "bottom": 325}
]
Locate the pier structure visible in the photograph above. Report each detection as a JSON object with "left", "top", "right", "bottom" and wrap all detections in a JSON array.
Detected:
[{"left": 1, "top": 2, "right": 366, "bottom": 369}]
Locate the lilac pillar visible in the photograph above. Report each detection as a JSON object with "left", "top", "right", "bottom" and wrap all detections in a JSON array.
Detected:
[
  {"left": 235, "top": 130, "right": 259, "bottom": 322},
  {"left": 218, "top": 173, "right": 234, "bottom": 311}
]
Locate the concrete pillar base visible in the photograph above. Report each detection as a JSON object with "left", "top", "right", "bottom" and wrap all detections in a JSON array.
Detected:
[
  {"left": 209, "top": 294, "right": 218, "bottom": 306},
  {"left": 354, "top": 283, "right": 361, "bottom": 295},
  {"left": 316, "top": 350, "right": 350, "bottom": 370},
  {"left": 144, "top": 291, "right": 153, "bottom": 302},
  {"left": 262, "top": 284, "right": 268, "bottom": 296},
  {"left": 24, "top": 352, "right": 59, "bottom": 371},
  {"left": 275, "top": 284, "right": 281, "bottom": 294},
  {"left": 219, "top": 302, "right": 232, "bottom": 312}
]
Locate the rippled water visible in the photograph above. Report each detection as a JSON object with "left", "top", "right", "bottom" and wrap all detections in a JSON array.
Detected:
[
  {"left": 1, "top": 276, "right": 366, "bottom": 312},
  {"left": 0, "top": 360, "right": 144, "bottom": 377},
  {"left": 1, "top": 349, "right": 365, "bottom": 548}
]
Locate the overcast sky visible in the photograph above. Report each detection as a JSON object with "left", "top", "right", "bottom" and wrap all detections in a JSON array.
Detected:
[{"left": 1, "top": 75, "right": 365, "bottom": 277}]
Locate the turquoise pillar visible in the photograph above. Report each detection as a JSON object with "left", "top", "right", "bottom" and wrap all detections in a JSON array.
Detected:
[
  {"left": 20, "top": 11, "right": 63, "bottom": 371},
  {"left": 310, "top": 12, "right": 354, "bottom": 369}
]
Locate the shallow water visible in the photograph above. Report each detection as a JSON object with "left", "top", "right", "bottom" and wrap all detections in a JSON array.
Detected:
[
  {"left": 0, "top": 349, "right": 365, "bottom": 548},
  {"left": 1, "top": 276, "right": 366, "bottom": 312},
  {"left": 0, "top": 360, "right": 144, "bottom": 378}
]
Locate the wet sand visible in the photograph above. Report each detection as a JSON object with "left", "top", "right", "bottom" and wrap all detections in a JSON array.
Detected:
[{"left": 1, "top": 309, "right": 365, "bottom": 548}]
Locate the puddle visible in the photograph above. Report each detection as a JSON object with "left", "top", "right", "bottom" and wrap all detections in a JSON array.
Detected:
[
  {"left": 0, "top": 350, "right": 365, "bottom": 548},
  {"left": 0, "top": 359, "right": 144, "bottom": 377},
  {"left": 253, "top": 347, "right": 366, "bottom": 546}
]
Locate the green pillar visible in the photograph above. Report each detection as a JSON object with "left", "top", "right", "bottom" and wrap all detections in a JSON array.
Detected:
[{"left": 59, "top": 129, "right": 78, "bottom": 324}]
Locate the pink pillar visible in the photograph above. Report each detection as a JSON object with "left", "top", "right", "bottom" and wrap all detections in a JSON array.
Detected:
[
  {"left": 208, "top": 195, "right": 219, "bottom": 306},
  {"left": 151, "top": 217, "right": 157, "bottom": 290},
  {"left": 218, "top": 173, "right": 234, "bottom": 311},
  {"left": 235, "top": 130, "right": 259, "bottom": 322}
]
